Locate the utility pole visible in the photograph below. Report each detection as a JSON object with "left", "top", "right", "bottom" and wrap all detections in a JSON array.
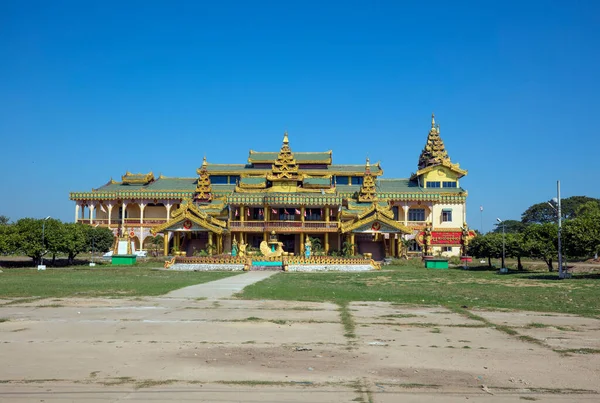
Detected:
[{"left": 557, "top": 180, "right": 563, "bottom": 279}]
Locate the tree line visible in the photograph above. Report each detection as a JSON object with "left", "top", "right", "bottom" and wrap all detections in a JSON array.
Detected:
[
  {"left": 0, "top": 216, "right": 114, "bottom": 265},
  {"left": 469, "top": 197, "right": 600, "bottom": 271}
]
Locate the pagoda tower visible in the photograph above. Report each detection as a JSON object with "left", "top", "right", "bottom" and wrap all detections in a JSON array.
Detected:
[
  {"left": 358, "top": 158, "right": 377, "bottom": 202},
  {"left": 195, "top": 156, "right": 212, "bottom": 202},
  {"left": 417, "top": 113, "right": 450, "bottom": 170},
  {"left": 267, "top": 132, "right": 300, "bottom": 181}
]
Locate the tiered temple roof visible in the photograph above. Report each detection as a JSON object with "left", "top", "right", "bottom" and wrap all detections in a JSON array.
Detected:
[{"left": 70, "top": 118, "right": 468, "bottom": 205}]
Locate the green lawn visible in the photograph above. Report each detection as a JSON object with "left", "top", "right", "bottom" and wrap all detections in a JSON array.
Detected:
[
  {"left": 0, "top": 267, "right": 240, "bottom": 298},
  {"left": 239, "top": 265, "right": 600, "bottom": 317}
]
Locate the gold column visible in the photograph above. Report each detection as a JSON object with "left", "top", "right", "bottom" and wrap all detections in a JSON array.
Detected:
[
  {"left": 163, "top": 232, "right": 169, "bottom": 256},
  {"left": 263, "top": 231, "right": 268, "bottom": 242},
  {"left": 240, "top": 206, "right": 245, "bottom": 222},
  {"left": 217, "top": 234, "right": 222, "bottom": 254},
  {"left": 208, "top": 232, "right": 213, "bottom": 255},
  {"left": 300, "top": 232, "right": 304, "bottom": 254},
  {"left": 350, "top": 233, "right": 355, "bottom": 256},
  {"left": 301, "top": 207, "right": 305, "bottom": 223},
  {"left": 325, "top": 206, "right": 330, "bottom": 222},
  {"left": 324, "top": 232, "right": 329, "bottom": 255},
  {"left": 390, "top": 235, "right": 395, "bottom": 257},
  {"left": 264, "top": 204, "right": 268, "bottom": 222}
]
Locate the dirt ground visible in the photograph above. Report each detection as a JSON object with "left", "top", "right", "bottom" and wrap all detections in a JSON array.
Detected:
[{"left": 1, "top": 297, "right": 599, "bottom": 402}]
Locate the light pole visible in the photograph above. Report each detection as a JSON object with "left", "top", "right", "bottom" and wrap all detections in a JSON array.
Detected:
[
  {"left": 548, "top": 180, "right": 564, "bottom": 278},
  {"left": 497, "top": 218, "right": 506, "bottom": 270},
  {"left": 91, "top": 224, "right": 99, "bottom": 266},
  {"left": 41, "top": 216, "right": 51, "bottom": 266}
]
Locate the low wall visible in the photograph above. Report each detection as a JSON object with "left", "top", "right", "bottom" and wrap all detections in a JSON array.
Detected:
[
  {"left": 164, "top": 255, "right": 381, "bottom": 271},
  {"left": 287, "top": 265, "right": 372, "bottom": 272},
  {"left": 169, "top": 263, "right": 244, "bottom": 271}
]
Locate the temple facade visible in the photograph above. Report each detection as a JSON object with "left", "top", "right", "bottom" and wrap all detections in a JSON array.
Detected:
[{"left": 69, "top": 115, "right": 470, "bottom": 259}]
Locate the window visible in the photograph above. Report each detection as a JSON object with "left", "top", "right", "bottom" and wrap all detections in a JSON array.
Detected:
[
  {"left": 442, "top": 181, "right": 457, "bottom": 188},
  {"left": 442, "top": 209, "right": 452, "bottom": 222},
  {"left": 278, "top": 208, "right": 297, "bottom": 221},
  {"left": 426, "top": 181, "right": 441, "bottom": 188},
  {"left": 336, "top": 176, "right": 350, "bottom": 185},
  {"left": 211, "top": 175, "right": 228, "bottom": 184},
  {"left": 408, "top": 240, "right": 422, "bottom": 252},
  {"left": 351, "top": 176, "right": 363, "bottom": 186},
  {"left": 229, "top": 175, "right": 240, "bottom": 184},
  {"left": 392, "top": 206, "right": 399, "bottom": 221},
  {"left": 442, "top": 246, "right": 452, "bottom": 252},
  {"left": 305, "top": 208, "right": 322, "bottom": 221},
  {"left": 408, "top": 208, "right": 425, "bottom": 221}
]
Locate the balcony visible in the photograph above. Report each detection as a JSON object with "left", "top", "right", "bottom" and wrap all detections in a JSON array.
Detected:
[
  {"left": 76, "top": 218, "right": 167, "bottom": 227},
  {"left": 230, "top": 220, "right": 338, "bottom": 233}
]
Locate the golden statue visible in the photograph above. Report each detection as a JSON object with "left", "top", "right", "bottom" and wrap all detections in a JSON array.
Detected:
[
  {"left": 239, "top": 239, "right": 247, "bottom": 257},
  {"left": 424, "top": 222, "right": 433, "bottom": 256},
  {"left": 260, "top": 240, "right": 284, "bottom": 257}
]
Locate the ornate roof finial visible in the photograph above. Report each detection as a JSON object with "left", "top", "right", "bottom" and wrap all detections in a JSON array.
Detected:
[
  {"left": 358, "top": 157, "right": 377, "bottom": 203},
  {"left": 267, "top": 131, "right": 299, "bottom": 181},
  {"left": 418, "top": 113, "right": 450, "bottom": 170},
  {"left": 195, "top": 156, "right": 212, "bottom": 202}
]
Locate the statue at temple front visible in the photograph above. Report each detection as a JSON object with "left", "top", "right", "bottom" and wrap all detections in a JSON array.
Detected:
[
  {"left": 461, "top": 223, "right": 470, "bottom": 256},
  {"left": 232, "top": 238, "right": 238, "bottom": 257},
  {"left": 239, "top": 240, "right": 247, "bottom": 257},
  {"left": 423, "top": 222, "right": 433, "bottom": 256},
  {"left": 305, "top": 236, "right": 312, "bottom": 258}
]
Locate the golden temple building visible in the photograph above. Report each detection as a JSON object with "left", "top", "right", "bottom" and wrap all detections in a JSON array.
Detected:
[{"left": 69, "top": 115, "right": 469, "bottom": 260}]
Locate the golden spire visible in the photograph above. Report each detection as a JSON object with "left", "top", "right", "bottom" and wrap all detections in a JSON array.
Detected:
[
  {"left": 267, "top": 131, "right": 299, "bottom": 181},
  {"left": 195, "top": 157, "right": 212, "bottom": 201},
  {"left": 418, "top": 113, "right": 450, "bottom": 170},
  {"left": 358, "top": 157, "right": 377, "bottom": 203}
]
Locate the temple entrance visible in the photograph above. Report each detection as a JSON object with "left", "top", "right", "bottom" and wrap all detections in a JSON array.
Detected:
[
  {"left": 185, "top": 232, "right": 208, "bottom": 256},
  {"left": 279, "top": 234, "right": 295, "bottom": 254},
  {"left": 356, "top": 234, "right": 385, "bottom": 261}
]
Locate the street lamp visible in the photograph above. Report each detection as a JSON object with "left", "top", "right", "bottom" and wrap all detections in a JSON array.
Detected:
[
  {"left": 41, "top": 216, "right": 51, "bottom": 267},
  {"left": 497, "top": 218, "right": 506, "bottom": 271},
  {"left": 547, "top": 180, "right": 564, "bottom": 278},
  {"left": 91, "top": 224, "right": 99, "bottom": 266}
]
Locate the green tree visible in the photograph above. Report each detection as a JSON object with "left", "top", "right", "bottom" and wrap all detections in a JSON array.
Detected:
[
  {"left": 43, "top": 219, "right": 65, "bottom": 265},
  {"left": 13, "top": 218, "right": 47, "bottom": 265},
  {"left": 523, "top": 223, "right": 558, "bottom": 271},
  {"left": 521, "top": 196, "right": 600, "bottom": 224},
  {"left": 0, "top": 215, "right": 10, "bottom": 225},
  {"left": 505, "top": 232, "right": 526, "bottom": 270},
  {"left": 468, "top": 233, "right": 503, "bottom": 268},
  {"left": 87, "top": 226, "right": 114, "bottom": 253},
  {"left": 59, "top": 223, "right": 88, "bottom": 265},
  {"left": 492, "top": 220, "right": 526, "bottom": 234},
  {"left": 0, "top": 223, "right": 15, "bottom": 255},
  {"left": 563, "top": 207, "right": 600, "bottom": 259}
]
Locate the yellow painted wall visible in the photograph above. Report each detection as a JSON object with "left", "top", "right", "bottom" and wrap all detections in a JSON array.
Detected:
[{"left": 421, "top": 167, "right": 458, "bottom": 188}]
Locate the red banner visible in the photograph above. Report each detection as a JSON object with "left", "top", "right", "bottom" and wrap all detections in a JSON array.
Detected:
[{"left": 430, "top": 231, "right": 461, "bottom": 245}]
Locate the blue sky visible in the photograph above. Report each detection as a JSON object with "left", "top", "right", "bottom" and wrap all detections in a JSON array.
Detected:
[{"left": 1, "top": 0, "right": 598, "bottom": 232}]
